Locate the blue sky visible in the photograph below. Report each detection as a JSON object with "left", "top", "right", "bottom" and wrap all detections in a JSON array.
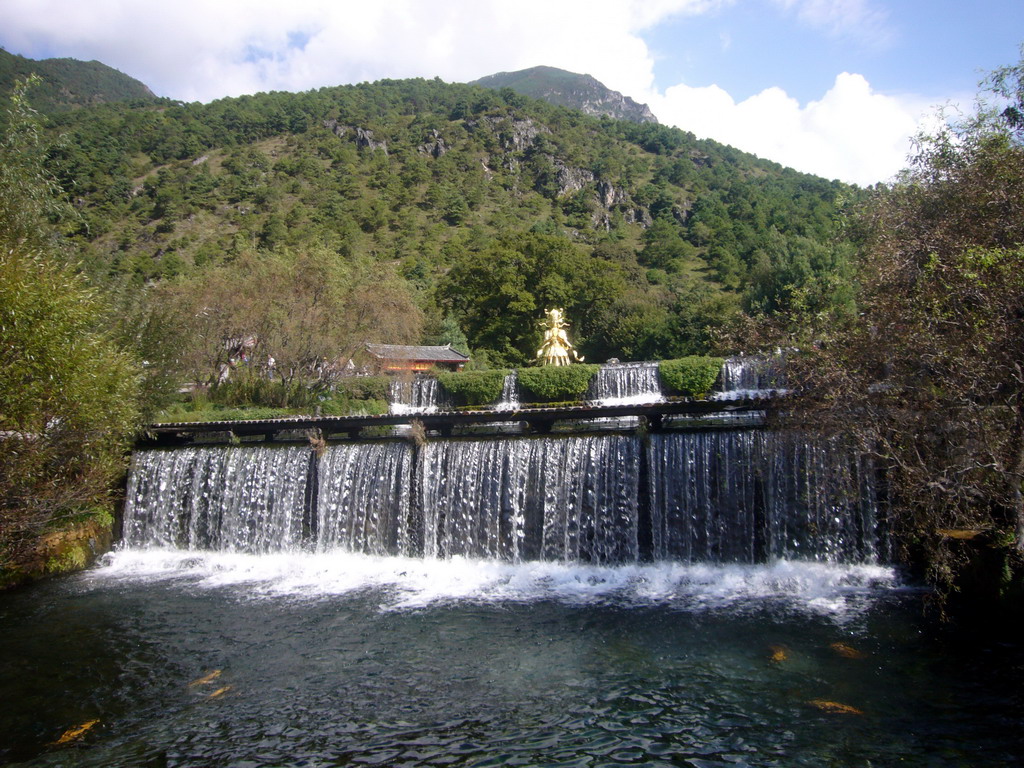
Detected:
[
  {"left": 1, "top": 0, "right": 1020, "bottom": 185},
  {"left": 643, "top": 1, "right": 1023, "bottom": 104}
]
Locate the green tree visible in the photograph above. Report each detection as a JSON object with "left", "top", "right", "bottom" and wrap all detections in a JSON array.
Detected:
[
  {"left": 438, "top": 232, "right": 627, "bottom": 365},
  {"left": 1, "top": 79, "right": 139, "bottom": 577},
  {"left": 794, "top": 52, "right": 1024, "bottom": 606}
]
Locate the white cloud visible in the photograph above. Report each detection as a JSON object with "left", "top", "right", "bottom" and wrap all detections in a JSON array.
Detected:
[
  {"left": 772, "top": 0, "right": 893, "bottom": 47},
  {"left": 647, "top": 73, "right": 938, "bottom": 185},
  {"left": 0, "top": 0, "right": 942, "bottom": 184},
  {"left": 0, "top": 0, "right": 721, "bottom": 102}
]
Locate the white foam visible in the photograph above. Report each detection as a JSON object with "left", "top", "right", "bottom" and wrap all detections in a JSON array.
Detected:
[
  {"left": 588, "top": 394, "right": 666, "bottom": 407},
  {"left": 89, "top": 549, "right": 897, "bottom": 617},
  {"left": 388, "top": 403, "right": 438, "bottom": 415}
]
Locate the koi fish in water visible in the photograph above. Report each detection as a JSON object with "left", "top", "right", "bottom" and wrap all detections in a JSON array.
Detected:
[
  {"left": 52, "top": 719, "right": 99, "bottom": 745},
  {"left": 188, "top": 669, "right": 222, "bottom": 687},
  {"left": 808, "top": 699, "right": 864, "bottom": 715}
]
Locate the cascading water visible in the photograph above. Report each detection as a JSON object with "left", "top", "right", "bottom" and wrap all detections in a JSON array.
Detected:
[
  {"left": 647, "top": 431, "right": 883, "bottom": 563},
  {"left": 419, "top": 435, "right": 639, "bottom": 562},
  {"left": 388, "top": 375, "right": 443, "bottom": 414},
  {"left": 60, "top": 429, "right": 967, "bottom": 768},
  {"left": 586, "top": 361, "right": 664, "bottom": 405},
  {"left": 122, "top": 445, "right": 310, "bottom": 552},
  {"left": 714, "top": 354, "right": 787, "bottom": 399},
  {"left": 123, "top": 429, "right": 883, "bottom": 566},
  {"left": 317, "top": 442, "right": 413, "bottom": 554},
  {"left": 495, "top": 371, "right": 520, "bottom": 410}
]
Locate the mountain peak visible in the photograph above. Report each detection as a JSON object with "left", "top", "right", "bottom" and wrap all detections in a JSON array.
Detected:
[
  {"left": 0, "top": 48, "right": 156, "bottom": 112},
  {"left": 470, "top": 65, "right": 658, "bottom": 124}
]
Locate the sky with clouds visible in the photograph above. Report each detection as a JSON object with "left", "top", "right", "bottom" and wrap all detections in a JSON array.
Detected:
[{"left": 1, "top": 0, "right": 1021, "bottom": 186}]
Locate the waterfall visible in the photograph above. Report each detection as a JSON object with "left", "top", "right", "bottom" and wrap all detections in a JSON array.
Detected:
[
  {"left": 495, "top": 372, "right": 520, "bottom": 410},
  {"left": 714, "top": 354, "right": 786, "bottom": 399},
  {"left": 389, "top": 375, "right": 444, "bottom": 414},
  {"left": 124, "top": 428, "right": 884, "bottom": 566},
  {"left": 317, "top": 442, "right": 413, "bottom": 555},
  {"left": 122, "top": 445, "right": 310, "bottom": 552},
  {"left": 586, "top": 362, "right": 664, "bottom": 405},
  {"left": 419, "top": 435, "right": 639, "bottom": 562},
  {"left": 647, "top": 431, "right": 884, "bottom": 563}
]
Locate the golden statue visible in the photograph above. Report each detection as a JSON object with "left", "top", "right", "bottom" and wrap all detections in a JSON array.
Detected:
[{"left": 537, "top": 308, "right": 584, "bottom": 366}]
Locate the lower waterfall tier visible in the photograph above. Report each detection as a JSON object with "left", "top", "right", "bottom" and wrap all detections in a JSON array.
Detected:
[{"left": 123, "top": 431, "right": 886, "bottom": 564}]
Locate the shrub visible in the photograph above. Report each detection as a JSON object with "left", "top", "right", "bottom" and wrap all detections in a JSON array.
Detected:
[
  {"left": 319, "top": 396, "right": 388, "bottom": 417},
  {"left": 437, "top": 370, "right": 509, "bottom": 406},
  {"left": 659, "top": 357, "right": 724, "bottom": 398},
  {"left": 211, "top": 375, "right": 321, "bottom": 409},
  {"left": 518, "top": 364, "right": 599, "bottom": 403},
  {"left": 333, "top": 375, "right": 390, "bottom": 402}
]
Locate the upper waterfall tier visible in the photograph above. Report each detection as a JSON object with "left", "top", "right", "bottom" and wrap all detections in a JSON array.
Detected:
[
  {"left": 713, "top": 355, "right": 787, "bottom": 399},
  {"left": 382, "top": 358, "right": 787, "bottom": 414},
  {"left": 585, "top": 362, "right": 664, "bottom": 406}
]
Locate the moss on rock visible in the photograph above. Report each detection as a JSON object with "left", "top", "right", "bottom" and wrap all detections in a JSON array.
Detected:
[{"left": 1, "top": 513, "right": 113, "bottom": 589}]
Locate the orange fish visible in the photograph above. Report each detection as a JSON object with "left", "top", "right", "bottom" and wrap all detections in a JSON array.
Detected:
[
  {"left": 830, "top": 642, "right": 867, "bottom": 659},
  {"left": 936, "top": 529, "right": 983, "bottom": 540},
  {"left": 207, "top": 685, "right": 232, "bottom": 700},
  {"left": 809, "top": 699, "right": 863, "bottom": 715},
  {"left": 768, "top": 644, "right": 789, "bottom": 663},
  {"left": 52, "top": 719, "right": 100, "bottom": 745},
  {"left": 188, "top": 670, "right": 222, "bottom": 687}
]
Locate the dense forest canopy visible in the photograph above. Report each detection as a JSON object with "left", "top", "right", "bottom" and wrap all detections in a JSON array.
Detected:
[
  {"left": 0, "top": 48, "right": 155, "bottom": 112},
  {"left": 0, "top": 73, "right": 858, "bottom": 381}
]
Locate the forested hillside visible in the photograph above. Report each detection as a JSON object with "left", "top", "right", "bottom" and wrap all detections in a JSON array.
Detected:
[
  {"left": 30, "top": 74, "right": 856, "bottom": 374},
  {"left": 0, "top": 49, "right": 155, "bottom": 112}
]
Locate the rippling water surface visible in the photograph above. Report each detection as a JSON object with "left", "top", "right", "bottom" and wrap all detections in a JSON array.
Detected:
[{"left": 2, "top": 552, "right": 1022, "bottom": 767}]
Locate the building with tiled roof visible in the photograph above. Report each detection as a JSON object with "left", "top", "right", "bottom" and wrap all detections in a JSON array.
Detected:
[{"left": 365, "top": 343, "right": 470, "bottom": 372}]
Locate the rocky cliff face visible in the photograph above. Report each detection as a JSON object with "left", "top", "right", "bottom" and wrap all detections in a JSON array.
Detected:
[{"left": 470, "top": 66, "right": 658, "bottom": 124}]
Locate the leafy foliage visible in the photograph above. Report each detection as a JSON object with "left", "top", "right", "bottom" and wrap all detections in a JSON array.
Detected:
[
  {"left": 437, "top": 369, "right": 510, "bottom": 406},
  {"left": 1, "top": 77, "right": 140, "bottom": 578},
  {"left": 518, "top": 365, "right": 599, "bottom": 403},
  {"left": 658, "top": 357, "right": 724, "bottom": 398},
  {"left": 0, "top": 49, "right": 155, "bottom": 114},
  {"left": 13, "top": 73, "right": 856, "bottom": 368},
  {"left": 152, "top": 248, "right": 423, "bottom": 387},
  {"left": 0, "top": 246, "right": 139, "bottom": 571},
  {"left": 791, "top": 51, "right": 1024, "bottom": 608},
  {"left": 334, "top": 376, "right": 391, "bottom": 402}
]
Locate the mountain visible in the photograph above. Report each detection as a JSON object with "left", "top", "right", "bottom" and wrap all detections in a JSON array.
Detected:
[
  {"left": 28, "top": 75, "right": 855, "bottom": 366},
  {"left": 0, "top": 48, "right": 155, "bottom": 112},
  {"left": 471, "top": 66, "right": 658, "bottom": 124}
]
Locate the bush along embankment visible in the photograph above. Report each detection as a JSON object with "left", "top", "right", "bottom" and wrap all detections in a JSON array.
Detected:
[
  {"left": 437, "top": 370, "right": 510, "bottom": 407},
  {"left": 659, "top": 357, "right": 724, "bottom": 398},
  {"left": 518, "top": 365, "right": 600, "bottom": 405}
]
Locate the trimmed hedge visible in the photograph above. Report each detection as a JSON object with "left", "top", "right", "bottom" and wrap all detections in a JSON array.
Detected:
[
  {"left": 437, "top": 369, "right": 510, "bottom": 406},
  {"left": 659, "top": 357, "right": 724, "bottom": 398},
  {"left": 518, "top": 364, "right": 599, "bottom": 403}
]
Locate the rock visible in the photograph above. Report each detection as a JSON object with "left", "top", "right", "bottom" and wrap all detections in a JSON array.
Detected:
[
  {"left": 354, "top": 127, "right": 388, "bottom": 154},
  {"left": 551, "top": 158, "right": 594, "bottom": 196},
  {"left": 596, "top": 180, "right": 628, "bottom": 208},
  {"left": 467, "top": 115, "right": 549, "bottom": 152},
  {"left": 322, "top": 120, "right": 389, "bottom": 154},
  {"left": 418, "top": 129, "right": 449, "bottom": 158}
]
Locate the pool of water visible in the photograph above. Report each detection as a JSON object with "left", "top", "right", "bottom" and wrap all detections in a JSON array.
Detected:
[{"left": 2, "top": 551, "right": 1022, "bottom": 767}]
